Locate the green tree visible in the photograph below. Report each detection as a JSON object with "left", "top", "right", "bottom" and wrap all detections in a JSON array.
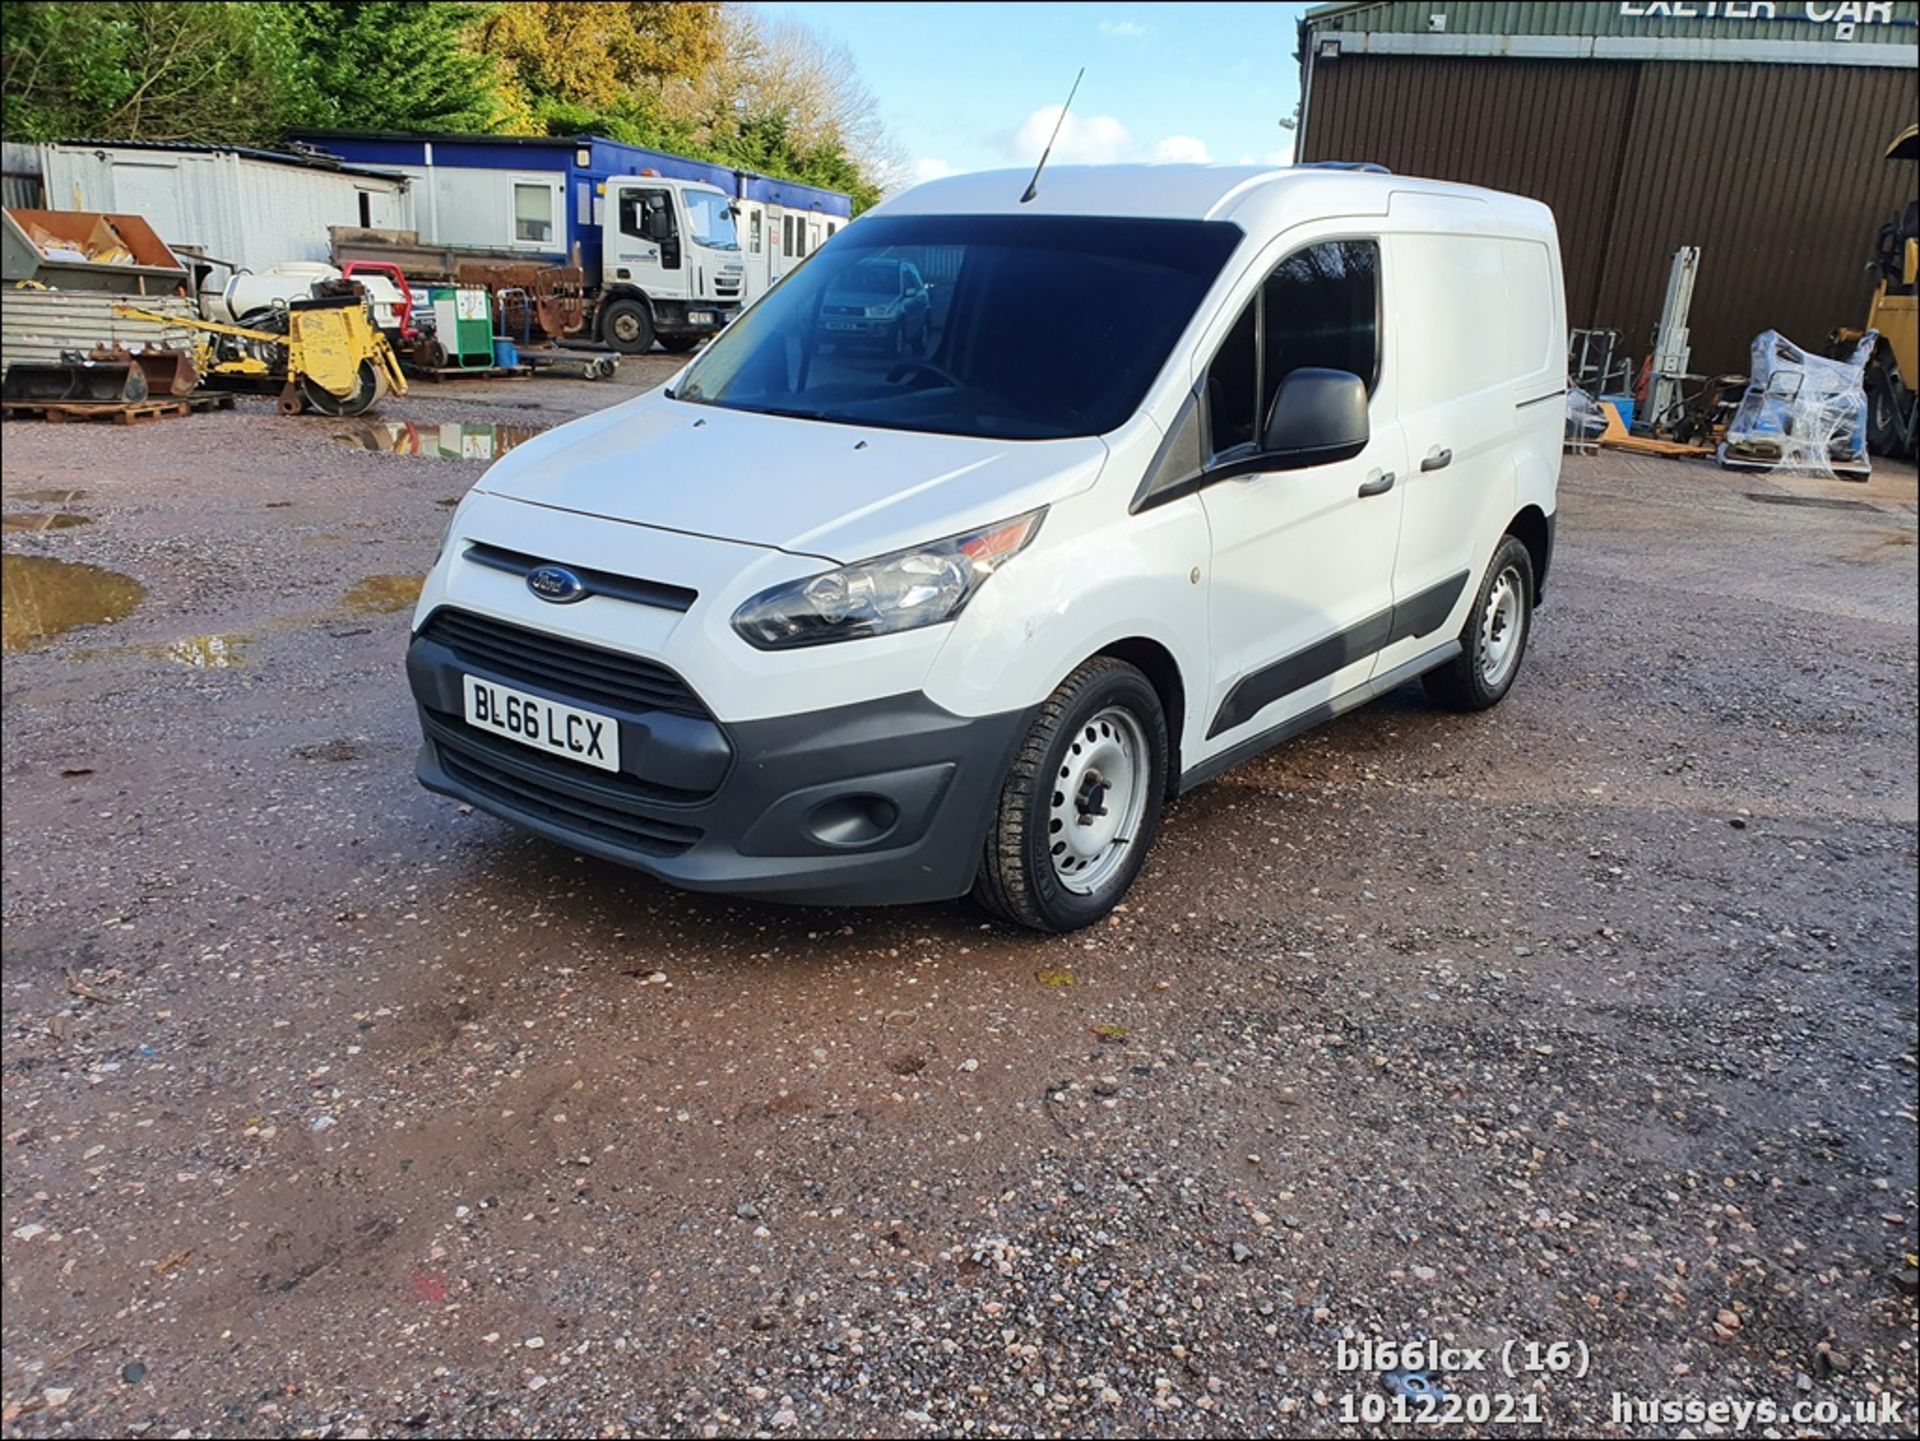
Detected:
[
  {"left": 278, "top": 1, "right": 505, "bottom": 133},
  {"left": 1, "top": 1, "right": 298, "bottom": 143}
]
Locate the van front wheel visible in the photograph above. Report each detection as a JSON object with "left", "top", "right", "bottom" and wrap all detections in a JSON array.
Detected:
[
  {"left": 974, "top": 658, "right": 1168, "bottom": 933},
  {"left": 1422, "top": 535, "right": 1536, "bottom": 712}
]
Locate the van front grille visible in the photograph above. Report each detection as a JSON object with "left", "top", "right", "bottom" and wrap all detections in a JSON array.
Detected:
[{"left": 419, "top": 608, "right": 711, "bottom": 720}]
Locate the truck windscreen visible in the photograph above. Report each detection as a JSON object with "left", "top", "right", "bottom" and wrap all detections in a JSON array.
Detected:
[
  {"left": 686, "top": 192, "right": 739, "bottom": 249},
  {"left": 673, "top": 214, "right": 1243, "bottom": 441}
]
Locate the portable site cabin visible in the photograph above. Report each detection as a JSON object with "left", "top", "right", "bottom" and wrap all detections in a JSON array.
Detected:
[
  {"left": 294, "top": 132, "right": 854, "bottom": 303},
  {"left": 32, "top": 141, "right": 413, "bottom": 276}
]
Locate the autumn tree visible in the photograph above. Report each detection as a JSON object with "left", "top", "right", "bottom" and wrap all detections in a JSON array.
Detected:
[{"left": 470, "top": 2, "right": 723, "bottom": 142}]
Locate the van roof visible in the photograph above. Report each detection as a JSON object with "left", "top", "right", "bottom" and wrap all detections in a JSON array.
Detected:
[{"left": 876, "top": 163, "right": 1554, "bottom": 238}]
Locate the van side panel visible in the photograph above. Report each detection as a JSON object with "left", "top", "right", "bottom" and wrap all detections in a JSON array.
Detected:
[
  {"left": 1377, "top": 222, "right": 1518, "bottom": 672},
  {"left": 1509, "top": 226, "right": 1568, "bottom": 575}
]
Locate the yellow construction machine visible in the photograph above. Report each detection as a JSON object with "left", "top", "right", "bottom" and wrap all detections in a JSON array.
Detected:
[
  {"left": 117, "top": 290, "right": 407, "bottom": 417},
  {"left": 1834, "top": 124, "right": 1918, "bottom": 458}
]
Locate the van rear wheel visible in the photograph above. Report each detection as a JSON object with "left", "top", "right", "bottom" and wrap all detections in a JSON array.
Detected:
[
  {"left": 1422, "top": 535, "right": 1535, "bottom": 712},
  {"left": 973, "top": 658, "right": 1168, "bottom": 933}
]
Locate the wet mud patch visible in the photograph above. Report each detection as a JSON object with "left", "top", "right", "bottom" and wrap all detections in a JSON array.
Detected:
[
  {"left": 2, "top": 553, "right": 145, "bottom": 651},
  {"left": 340, "top": 575, "right": 424, "bottom": 614},
  {"left": 146, "top": 633, "right": 248, "bottom": 669},
  {"left": 3, "top": 512, "right": 91, "bottom": 532}
]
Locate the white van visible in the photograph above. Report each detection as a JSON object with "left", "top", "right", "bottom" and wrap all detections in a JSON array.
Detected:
[{"left": 409, "top": 164, "right": 1564, "bottom": 932}]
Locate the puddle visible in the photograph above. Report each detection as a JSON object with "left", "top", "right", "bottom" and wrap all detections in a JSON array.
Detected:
[
  {"left": 2, "top": 554, "right": 146, "bottom": 652},
  {"left": 3, "top": 512, "right": 91, "bottom": 532},
  {"left": 147, "top": 633, "right": 248, "bottom": 669},
  {"left": 13, "top": 488, "right": 88, "bottom": 503},
  {"left": 334, "top": 421, "right": 549, "bottom": 462},
  {"left": 341, "top": 574, "right": 424, "bottom": 614}
]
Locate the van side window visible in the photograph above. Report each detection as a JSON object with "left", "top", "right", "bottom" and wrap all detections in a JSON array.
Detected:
[
  {"left": 1261, "top": 240, "right": 1378, "bottom": 410},
  {"left": 1200, "top": 238, "right": 1379, "bottom": 463},
  {"left": 1204, "top": 298, "right": 1258, "bottom": 455}
]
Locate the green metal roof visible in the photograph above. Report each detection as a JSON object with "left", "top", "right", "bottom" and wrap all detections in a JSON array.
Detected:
[{"left": 1303, "top": 0, "right": 1919, "bottom": 46}]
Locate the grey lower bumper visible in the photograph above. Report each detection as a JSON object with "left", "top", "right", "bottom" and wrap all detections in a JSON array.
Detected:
[
  {"left": 409, "top": 631, "right": 1030, "bottom": 906},
  {"left": 652, "top": 298, "right": 740, "bottom": 337}
]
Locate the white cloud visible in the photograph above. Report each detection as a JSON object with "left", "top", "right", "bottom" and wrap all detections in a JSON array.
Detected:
[
  {"left": 1098, "top": 18, "right": 1150, "bottom": 38},
  {"left": 1008, "top": 107, "right": 1217, "bottom": 168},
  {"left": 1152, "top": 135, "right": 1212, "bottom": 165},
  {"left": 912, "top": 156, "right": 957, "bottom": 183},
  {"left": 1012, "top": 105, "right": 1137, "bottom": 166}
]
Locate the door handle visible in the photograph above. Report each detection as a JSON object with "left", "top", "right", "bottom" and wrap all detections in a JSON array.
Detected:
[
  {"left": 1357, "top": 469, "right": 1396, "bottom": 498},
  {"left": 1421, "top": 447, "right": 1453, "bottom": 473}
]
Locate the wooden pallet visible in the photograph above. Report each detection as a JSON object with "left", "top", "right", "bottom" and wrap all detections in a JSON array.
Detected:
[{"left": 0, "top": 393, "right": 235, "bottom": 425}]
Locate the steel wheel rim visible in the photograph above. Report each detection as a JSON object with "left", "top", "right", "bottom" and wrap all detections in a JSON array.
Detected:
[
  {"left": 1478, "top": 565, "right": 1525, "bottom": 688},
  {"left": 1047, "top": 706, "right": 1150, "bottom": 896}
]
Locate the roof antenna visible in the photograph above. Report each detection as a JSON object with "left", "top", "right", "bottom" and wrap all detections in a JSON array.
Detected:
[{"left": 1020, "top": 67, "right": 1084, "bottom": 204}]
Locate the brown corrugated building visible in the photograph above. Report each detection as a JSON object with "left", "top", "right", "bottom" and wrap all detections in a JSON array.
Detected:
[{"left": 1295, "top": 0, "right": 1919, "bottom": 375}]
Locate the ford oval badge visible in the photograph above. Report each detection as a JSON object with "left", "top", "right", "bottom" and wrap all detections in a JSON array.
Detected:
[{"left": 526, "top": 565, "right": 587, "bottom": 604}]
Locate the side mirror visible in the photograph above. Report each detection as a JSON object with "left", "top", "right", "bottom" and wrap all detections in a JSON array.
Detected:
[{"left": 1260, "top": 367, "right": 1369, "bottom": 467}]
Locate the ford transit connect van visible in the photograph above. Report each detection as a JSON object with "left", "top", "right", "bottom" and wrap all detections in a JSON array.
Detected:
[{"left": 409, "top": 164, "right": 1564, "bottom": 932}]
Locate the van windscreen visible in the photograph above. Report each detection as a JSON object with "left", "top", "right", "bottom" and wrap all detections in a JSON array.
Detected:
[{"left": 674, "top": 214, "right": 1242, "bottom": 441}]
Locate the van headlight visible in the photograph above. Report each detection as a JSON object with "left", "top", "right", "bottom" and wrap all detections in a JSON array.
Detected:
[{"left": 731, "top": 509, "right": 1044, "bottom": 650}]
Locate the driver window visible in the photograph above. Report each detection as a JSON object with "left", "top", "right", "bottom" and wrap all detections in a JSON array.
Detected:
[{"left": 1201, "top": 238, "right": 1379, "bottom": 462}]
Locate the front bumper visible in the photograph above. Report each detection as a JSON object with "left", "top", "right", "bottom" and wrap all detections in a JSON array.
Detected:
[
  {"left": 408, "top": 618, "right": 1030, "bottom": 906},
  {"left": 652, "top": 298, "right": 740, "bottom": 337}
]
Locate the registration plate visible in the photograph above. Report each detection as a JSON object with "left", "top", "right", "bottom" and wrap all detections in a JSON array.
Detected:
[
  {"left": 824, "top": 320, "right": 860, "bottom": 331},
  {"left": 688, "top": 310, "right": 715, "bottom": 325},
  {"left": 463, "top": 675, "right": 620, "bottom": 772}
]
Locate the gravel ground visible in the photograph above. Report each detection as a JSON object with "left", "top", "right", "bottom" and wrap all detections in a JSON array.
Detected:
[{"left": 2, "top": 368, "right": 1916, "bottom": 1439}]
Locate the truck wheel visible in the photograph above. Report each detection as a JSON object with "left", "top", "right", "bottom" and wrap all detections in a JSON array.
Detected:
[
  {"left": 974, "top": 658, "right": 1168, "bottom": 933},
  {"left": 658, "top": 335, "right": 701, "bottom": 354},
  {"left": 601, "top": 299, "right": 655, "bottom": 355},
  {"left": 1422, "top": 535, "right": 1535, "bottom": 712}
]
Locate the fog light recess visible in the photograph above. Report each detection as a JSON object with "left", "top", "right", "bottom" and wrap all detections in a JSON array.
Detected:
[{"left": 807, "top": 794, "right": 900, "bottom": 847}]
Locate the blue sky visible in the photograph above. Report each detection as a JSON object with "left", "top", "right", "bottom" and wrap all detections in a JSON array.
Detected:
[{"left": 754, "top": 2, "right": 1313, "bottom": 185}]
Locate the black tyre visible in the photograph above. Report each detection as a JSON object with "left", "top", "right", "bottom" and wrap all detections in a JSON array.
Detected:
[
  {"left": 601, "top": 298, "right": 655, "bottom": 355},
  {"left": 658, "top": 334, "right": 701, "bottom": 354},
  {"left": 299, "top": 359, "right": 384, "bottom": 417},
  {"left": 1423, "top": 535, "right": 1535, "bottom": 712},
  {"left": 1865, "top": 358, "right": 1915, "bottom": 458},
  {"left": 973, "top": 657, "right": 1169, "bottom": 933}
]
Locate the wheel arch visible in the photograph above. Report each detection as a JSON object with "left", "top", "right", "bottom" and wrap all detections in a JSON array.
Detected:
[
  {"left": 1095, "top": 636, "right": 1186, "bottom": 796},
  {"left": 1506, "top": 503, "right": 1553, "bottom": 604}
]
